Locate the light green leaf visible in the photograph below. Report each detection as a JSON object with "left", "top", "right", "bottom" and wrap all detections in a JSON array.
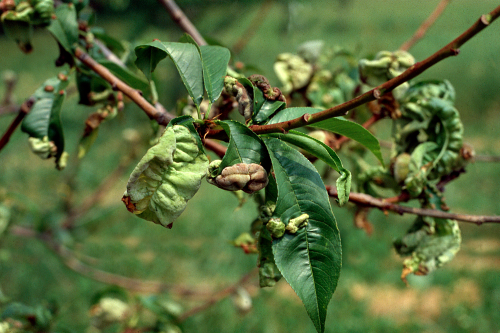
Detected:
[
  {"left": 266, "top": 130, "right": 351, "bottom": 205},
  {"left": 1, "top": 9, "right": 33, "bottom": 53},
  {"left": 21, "top": 73, "right": 70, "bottom": 168},
  {"left": 123, "top": 125, "right": 208, "bottom": 228},
  {"left": 268, "top": 107, "right": 383, "bottom": 165},
  {"left": 217, "top": 120, "right": 270, "bottom": 172},
  {"left": 47, "top": 4, "right": 78, "bottom": 52},
  {"left": 263, "top": 137, "right": 341, "bottom": 333},
  {"left": 134, "top": 40, "right": 203, "bottom": 106}
]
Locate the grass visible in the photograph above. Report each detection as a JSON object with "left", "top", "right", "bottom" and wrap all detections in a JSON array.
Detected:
[{"left": 1, "top": 1, "right": 500, "bottom": 332}]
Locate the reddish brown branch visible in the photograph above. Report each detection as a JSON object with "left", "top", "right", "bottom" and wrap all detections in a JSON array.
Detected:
[
  {"left": 206, "top": 5, "right": 500, "bottom": 138},
  {"left": 0, "top": 97, "right": 35, "bottom": 152},
  {"left": 400, "top": 0, "right": 452, "bottom": 51},
  {"left": 326, "top": 186, "right": 500, "bottom": 225},
  {"left": 157, "top": 0, "right": 207, "bottom": 46}
]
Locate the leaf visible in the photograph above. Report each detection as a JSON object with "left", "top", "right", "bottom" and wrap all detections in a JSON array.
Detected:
[
  {"left": 267, "top": 130, "right": 351, "bottom": 205},
  {"left": 0, "top": 10, "right": 33, "bottom": 53},
  {"left": 263, "top": 137, "right": 341, "bottom": 333},
  {"left": 179, "top": 34, "right": 231, "bottom": 103},
  {"left": 268, "top": 107, "right": 383, "bottom": 165},
  {"left": 123, "top": 125, "right": 209, "bottom": 228},
  {"left": 134, "top": 40, "right": 203, "bottom": 106},
  {"left": 217, "top": 120, "right": 270, "bottom": 172},
  {"left": 21, "top": 73, "right": 70, "bottom": 167},
  {"left": 47, "top": 4, "right": 78, "bottom": 52},
  {"left": 252, "top": 99, "right": 286, "bottom": 124},
  {"left": 98, "top": 60, "right": 150, "bottom": 94}
]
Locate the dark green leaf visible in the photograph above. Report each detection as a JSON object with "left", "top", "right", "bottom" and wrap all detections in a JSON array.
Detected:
[
  {"left": 252, "top": 99, "right": 286, "bottom": 124},
  {"left": 218, "top": 120, "right": 270, "bottom": 172},
  {"left": 266, "top": 130, "right": 351, "bottom": 205},
  {"left": 263, "top": 137, "right": 341, "bottom": 333},
  {"left": 98, "top": 60, "right": 150, "bottom": 94},
  {"left": 134, "top": 40, "right": 203, "bottom": 106},
  {"left": 47, "top": 4, "right": 78, "bottom": 52},
  {"left": 21, "top": 74, "right": 70, "bottom": 164},
  {"left": 268, "top": 107, "right": 383, "bottom": 164},
  {"left": 179, "top": 34, "right": 231, "bottom": 103}
]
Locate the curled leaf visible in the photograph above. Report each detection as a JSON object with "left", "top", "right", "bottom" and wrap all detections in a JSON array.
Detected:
[
  {"left": 122, "top": 125, "right": 208, "bottom": 228},
  {"left": 207, "top": 162, "right": 269, "bottom": 194}
]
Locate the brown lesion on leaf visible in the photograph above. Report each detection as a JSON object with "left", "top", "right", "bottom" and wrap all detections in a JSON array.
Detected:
[{"left": 121, "top": 195, "right": 136, "bottom": 213}]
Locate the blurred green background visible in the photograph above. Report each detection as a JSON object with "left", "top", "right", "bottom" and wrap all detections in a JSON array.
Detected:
[{"left": 1, "top": 0, "right": 500, "bottom": 332}]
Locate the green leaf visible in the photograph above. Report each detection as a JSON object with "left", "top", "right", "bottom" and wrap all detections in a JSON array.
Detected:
[
  {"left": 217, "top": 120, "right": 270, "bottom": 172},
  {"left": 21, "top": 73, "right": 70, "bottom": 167},
  {"left": 123, "top": 125, "right": 208, "bottom": 228},
  {"left": 47, "top": 4, "right": 78, "bottom": 52},
  {"left": 98, "top": 60, "right": 150, "bottom": 95},
  {"left": 267, "top": 130, "right": 351, "bottom": 205},
  {"left": 268, "top": 107, "right": 384, "bottom": 165},
  {"left": 263, "top": 137, "right": 341, "bottom": 333},
  {"left": 134, "top": 40, "right": 203, "bottom": 106},
  {"left": 252, "top": 99, "right": 286, "bottom": 124},
  {"left": 179, "top": 34, "right": 231, "bottom": 103}
]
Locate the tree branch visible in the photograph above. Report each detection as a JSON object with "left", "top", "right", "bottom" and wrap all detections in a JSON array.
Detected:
[
  {"left": 232, "top": 1, "right": 274, "bottom": 54},
  {"left": 326, "top": 186, "right": 500, "bottom": 225},
  {"left": 205, "top": 5, "right": 500, "bottom": 138},
  {"left": 177, "top": 268, "right": 258, "bottom": 322},
  {"left": 156, "top": 0, "right": 207, "bottom": 46},
  {"left": 73, "top": 47, "right": 172, "bottom": 125},
  {"left": 10, "top": 225, "right": 218, "bottom": 298},
  {"left": 0, "top": 97, "right": 35, "bottom": 152},
  {"left": 400, "top": 0, "right": 452, "bottom": 51}
]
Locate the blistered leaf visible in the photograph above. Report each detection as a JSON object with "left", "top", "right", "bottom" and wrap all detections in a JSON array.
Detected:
[
  {"left": 21, "top": 73, "right": 70, "bottom": 169},
  {"left": 268, "top": 107, "right": 383, "bottom": 165},
  {"left": 123, "top": 125, "right": 208, "bottom": 228},
  {"left": 47, "top": 4, "right": 78, "bottom": 52},
  {"left": 263, "top": 137, "right": 341, "bottom": 333},
  {"left": 1, "top": 9, "right": 33, "bottom": 53},
  {"left": 135, "top": 40, "right": 203, "bottom": 106}
]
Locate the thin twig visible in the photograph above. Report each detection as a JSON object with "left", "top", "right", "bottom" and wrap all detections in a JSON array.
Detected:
[
  {"left": 474, "top": 155, "right": 500, "bottom": 162},
  {"left": 0, "top": 97, "right": 35, "bottom": 152},
  {"left": 400, "top": 0, "right": 452, "bottom": 51},
  {"left": 73, "top": 47, "right": 172, "bottom": 125},
  {"left": 203, "top": 5, "right": 500, "bottom": 138},
  {"left": 177, "top": 268, "right": 258, "bottom": 323},
  {"left": 232, "top": 1, "right": 274, "bottom": 54},
  {"left": 326, "top": 186, "right": 500, "bottom": 225},
  {"left": 157, "top": 0, "right": 207, "bottom": 46},
  {"left": 10, "top": 225, "right": 215, "bottom": 298}
]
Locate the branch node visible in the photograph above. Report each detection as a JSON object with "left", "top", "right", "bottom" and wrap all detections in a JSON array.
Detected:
[
  {"left": 302, "top": 113, "right": 312, "bottom": 123},
  {"left": 451, "top": 48, "right": 460, "bottom": 56},
  {"left": 481, "top": 14, "right": 492, "bottom": 25},
  {"left": 373, "top": 89, "right": 382, "bottom": 99}
]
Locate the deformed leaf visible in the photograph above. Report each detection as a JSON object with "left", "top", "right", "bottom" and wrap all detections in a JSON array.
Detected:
[
  {"left": 263, "top": 137, "right": 341, "bottom": 333},
  {"left": 21, "top": 73, "right": 70, "bottom": 169},
  {"left": 123, "top": 125, "right": 208, "bottom": 228}
]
